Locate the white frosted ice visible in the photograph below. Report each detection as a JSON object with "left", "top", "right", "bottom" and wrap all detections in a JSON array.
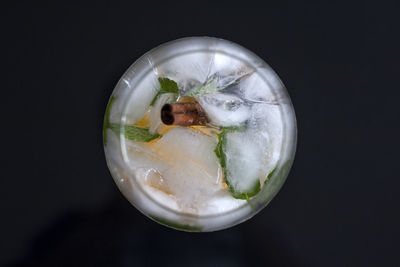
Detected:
[
  {"left": 122, "top": 73, "right": 159, "bottom": 124},
  {"left": 209, "top": 53, "right": 252, "bottom": 78},
  {"left": 124, "top": 140, "right": 170, "bottom": 173},
  {"left": 127, "top": 127, "right": 246, "bottom": 215},
  {"left": 206, "top": 190, "right": 247, "bottom": 214},
  {"left": 199, "top": 93, "right": 251, "bottom": 127},
  {"left": 150, "top": 127, "right": 220, "bottom": 185},
  {"left": 105, "top": 129, "right": 129, "bottom": 173},
  {"left": 249, "top": 103, "right": 283, "bottom": 180},
  {"left": 155, "top": 52, "right": 214, "bottom": 93},
  {"left": 224, "top": 130, "right": 267, "bottom": 193},
  {"left": 239, "top": 72, "right": 275, "bottom": 103}
]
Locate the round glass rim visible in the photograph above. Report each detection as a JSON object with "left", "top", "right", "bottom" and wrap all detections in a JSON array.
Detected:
[{"left": 105, "top": 36, "right": 297, "bottom": 225}]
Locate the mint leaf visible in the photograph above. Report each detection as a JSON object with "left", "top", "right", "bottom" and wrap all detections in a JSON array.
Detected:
[
  {"left": 264, "top": 168, "right": 276, "bottom": 185},
  {"left": 229, "top": 180, "right": 261, "bottom": 200},
  {"left": 158, "top": 77, "right": 179, "bottom": 93},
  {"left": 103, "top": 96, "right": 161, "bottom": 143},
  {"left": 214, "top": 130, "right": 227, "bottom": 168},
  {"left": 109, "top": 123, "right": 161, "bottom": 142},
  {"left": 220, "top": 124, "right": 248, "bottom": 133},
  {"left": 103, "top": 96, "right": 116, "bottom": 145},
  {"left": 184, "top": 79, "right": 220, "bottom": 98},
  {"left": 150, "top": 77, "right": 179, "bottom": 105}
]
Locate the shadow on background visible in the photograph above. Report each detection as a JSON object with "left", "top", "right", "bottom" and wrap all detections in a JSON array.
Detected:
[{"left": 8, "top": 195, "right": 304, "bottom": 267}]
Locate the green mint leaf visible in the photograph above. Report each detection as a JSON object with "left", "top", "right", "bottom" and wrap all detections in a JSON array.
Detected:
[
  {"left": 184, "top": 71, "right": 254, "bottom": 99},
  {"left": 149, "top": 215, "right": 203, "bottom": 232},
  {"left": 150, "top": 77, "right": 179, "bottom": 105},
  {"left": 229, "top": 180, "right": 261, "bottom": 200},
  {"left": 109, "top": 123, "right": 161, "bottom": 142},
  {"left": 264, "top": 168, "right": 277, "bottom": 185},
  {"left": 124, "top": 125, "right": 161, "bottom": 142},
  {"left": 103, "top": 96, "right": 161, "bottom": 143},
  {"left": 158, "top": 77, "right": 179, "bottom": 93},
  {"left": 220, "top": 124, "right": 248, "bottom": 133},
  {"left": 184, "top": 79, "right": 220, "bottom": 98},
  {"left": 103, "top": 96, "right": 116, "bottom": 145}
]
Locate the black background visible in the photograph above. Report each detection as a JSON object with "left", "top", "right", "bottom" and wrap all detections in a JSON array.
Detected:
[{"left": 2, "top": 1, "right": 399, "bottom": 266}]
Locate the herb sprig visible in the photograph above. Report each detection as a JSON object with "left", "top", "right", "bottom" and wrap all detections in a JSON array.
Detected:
[
  {"left": 103, "top": 96, "right": 161, "bottom": 144},
  {"left": 109, "top": 123, "right": 160, "bottom": 142},
  {"left": 150, "top": 77, "right": 179, "bottom": 105}
]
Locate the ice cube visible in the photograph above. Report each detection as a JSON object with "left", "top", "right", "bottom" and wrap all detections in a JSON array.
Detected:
[
  {"left": 154, "top": 52, "right": 215, "bottom": 93},
  {"left": 199, "top": 93, "right": 251, "bottom": 127},
  {"left": 121, "top": 72, "right": 159, "bottom": 124},
  {"left": 207, "top": 52, "right": 254, "bottom": 88},
  {"left": 224, "top": 130, "right": 266, "bottom": 193},
  {"left": 210, "top": 53, "right": 249, "bottom": 76},
  {"left": 150, "top": 127, "right": 220, "bottom": 183},
  {"left": 123, "top": 139, "right": 171, "bottom": 173},
  {"left": 143, "top": 127, "right": 224, "bottom": 214},
  {"left": 239, "top": 72, "right": 276, "bottom": 103},
  {"left": 249, "top": 103, "right": 284, "bottom": 181}
]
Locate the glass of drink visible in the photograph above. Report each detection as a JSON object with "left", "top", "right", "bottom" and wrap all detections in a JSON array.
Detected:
[{"left": 103, "top": 37, "right": 297, "bottom": 231}]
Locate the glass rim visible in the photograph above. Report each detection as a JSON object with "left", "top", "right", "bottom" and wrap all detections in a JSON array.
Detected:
[{"left": 105, "top": 36, "right": 297, "bottom": 227}]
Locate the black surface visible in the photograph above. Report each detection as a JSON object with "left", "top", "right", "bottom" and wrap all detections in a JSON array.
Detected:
[{"left": 2, "top": 1, "right": 399, "bottom": 266}]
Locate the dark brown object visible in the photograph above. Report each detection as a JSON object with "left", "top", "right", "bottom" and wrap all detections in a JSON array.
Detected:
[{"left": 161, "top": 102, "right": 209, "bottom": 126}]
